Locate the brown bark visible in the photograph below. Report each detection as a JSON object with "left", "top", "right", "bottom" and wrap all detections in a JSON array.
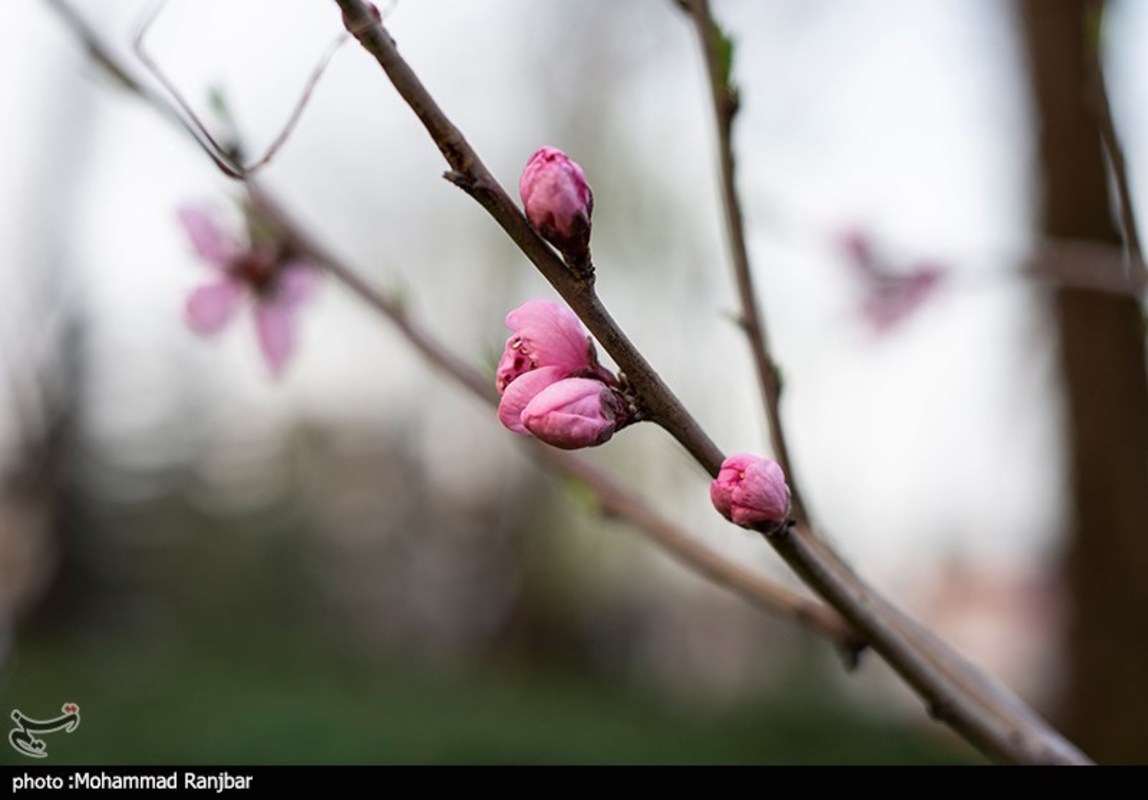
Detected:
[{"left": 1021, "top": 0, "right": 1148, "bottom": 763}]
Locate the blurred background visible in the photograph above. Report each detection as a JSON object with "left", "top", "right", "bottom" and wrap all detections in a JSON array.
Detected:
[{"left": 0, "top": 0, "right": 1144, "bottom": 764}]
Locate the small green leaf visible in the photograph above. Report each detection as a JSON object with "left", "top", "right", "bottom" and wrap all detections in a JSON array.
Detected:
[
  {"left": 711, "top": 21, "right": 736, "bottom": 93},
  {"left": 480, "top": 344, "right": 500, "bottom": 379},
  {"left": 719, "top": 308, "right": 748, "bottom": 332},
  {"left": 560, "top": 476, "right": 598, "bottom": 513},
  {"left": 1085, "top": 2, "right": 1104, "bottom": 58},
  {"left": 208, "top": 84, "right": 232, "bottom": 124},
  {"left": 771, "top": 360, "right": 785, "bottom": 392},
  {"left": 388, "top": 277, "right": 409, "bottom": 313}
]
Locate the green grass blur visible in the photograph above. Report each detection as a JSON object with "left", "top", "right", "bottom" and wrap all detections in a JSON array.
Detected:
[{"left": 0, "top": 636, "right": 975, "bottom": 765}]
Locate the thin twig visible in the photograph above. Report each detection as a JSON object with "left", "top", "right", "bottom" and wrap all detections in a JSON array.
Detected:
[
  {"left": 133, "top": 0, "right": 347, "bottom": 178},
  {"left": 1027, "top": 238, "right": 1146, "bottom": 296},
  {"left": 43, "top": 0, "right": 858, "bottom": 656},
  {"left": 1091, "top": 71, "right": 1142, "bottom": 265},
  {"left": 332, "top": 0, "right": 1091, "bottom": 764},
  {"left": 1082, "top": 1, "right": 1144, "bottom": 270},
  {"left": 679, "top": 0, "right": 806, "bottom": 522}
]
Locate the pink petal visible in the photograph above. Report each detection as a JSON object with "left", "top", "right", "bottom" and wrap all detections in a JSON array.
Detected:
[
  {"left": 177, "top": 205, "right": 240, "bottom": 267},
  {"left": 186, "top": 278, "right": 242, "bottom": 336},
  {"left": 503, "top": 299, "right": 595, "bottom": 377},
  {"left": 861, "top": 266, "right": 946, "bottom": 334},
  {"left": 497, "top": 366, "right": 566, "bottom": 434},
  {"left": 255, "top": 299, "right": 299, "bottom": 379},
  {"left": 274, "top": 261, "right": 320, "bottom": 308},
  {"left": 252, "top": 262, "right": 319, "bottom": 378},
  {"left": 521, "top": 377, "right": 618, "bottom": 449},
  {"left": 839, "top": 228, "right": 876, "bottom": 275}
]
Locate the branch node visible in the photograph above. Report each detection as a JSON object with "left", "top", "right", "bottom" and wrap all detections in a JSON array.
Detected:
[
  {"left": 563, "top": 254, "right": 596, "bottom": 286},
  {"left": 726, "top": 87, "right": 741, "bottom": 117},
  {"left": 442, "top": 169, "right": 472, "bottom": 190},
  {"left": 760, "top": 517, "right": 795, "bottom": 544},
  {"left": 838, "top": 639, "right": 868, "bottom": 672},
  {"left": 928, "top": 700, "right": 955, "bottom": 723}
]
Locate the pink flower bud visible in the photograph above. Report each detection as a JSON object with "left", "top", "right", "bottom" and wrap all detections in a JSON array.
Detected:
[
  {"left": 520, "top": 378, "right": 620, "bottom": 450},
  {"left": 710, "top": 453, "right": 790, "bottom": 528},
  {"left": 520, "top": 147, "right": 593, "bottom": 262},
  {"left": 496, "top": 299, "right": 599, "bottom": 394}
]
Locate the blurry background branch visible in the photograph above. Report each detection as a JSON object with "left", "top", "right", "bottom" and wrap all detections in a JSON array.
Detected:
[
  {"left": 132, "top": 0, "right": 350, "bottom": 178},
  {"left": 1021, "top": 0, "right": 1148, "bottom": 763},
  {"left": 1082, "top": 0, "right": 1142, "bottom": 267},
  {"left": 676, "top": 0, "right": 1093, "bottom": 766}
]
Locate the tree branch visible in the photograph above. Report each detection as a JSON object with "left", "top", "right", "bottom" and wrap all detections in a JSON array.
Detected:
[
  {"left": 331, "top": 0, "right": 1091, "bottom": 763},
  {"left": 678, "top": 0, "right": 806, "bottom": 521}
]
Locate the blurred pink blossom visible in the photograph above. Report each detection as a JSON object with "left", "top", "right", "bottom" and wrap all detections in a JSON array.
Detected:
[
  {"left": 710, "top": 453, "right": 790, "bottom": 528},
  {"left": 179, "top": 205, "right": 318, "bottom": 379},
  {"left": 859, "top": 266, "right": 946, "bottom": 333},
  {"left": 520, "top": 147, "right": 593, "bottom": 264},
  {"left": 838, "top": 229, "right": 947, "bottom": 335}
]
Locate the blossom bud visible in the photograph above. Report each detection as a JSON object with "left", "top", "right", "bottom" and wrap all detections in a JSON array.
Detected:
[
  {"left": 520, "top": 147, "right": 593, "bottom": 265},
  {"left": 342, "top": 1, "right": 381, "bottom": 33},
  {"left": 710, "top": 453, "right": 790, "bottom": 528},
  {"left": 520, "top": 378, "right": 620, "bottom": 450}
]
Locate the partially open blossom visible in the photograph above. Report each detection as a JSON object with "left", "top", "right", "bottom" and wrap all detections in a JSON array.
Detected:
[
  {"left": 496, "top": 298, "right": 624, "bottom": 449},
  {"left": 710, "top": 453, "right": 790, "bottom": 528},
  {"left": 520, "top": 147, "right": 593, "bottom": 264},
  {"left": 179, "top": 204, "right": 318, "bottom": 379},
  {"left": 496, "top": 299, "right": 600, "bottom": 393},
  {"left": 520, "top": 377, "right": 621, "bottom": 449}
]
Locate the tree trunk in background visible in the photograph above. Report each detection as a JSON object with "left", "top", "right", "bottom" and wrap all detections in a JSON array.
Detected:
[{"left": 1021, "top": 0, "right": 1148, "bottom": 764}]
